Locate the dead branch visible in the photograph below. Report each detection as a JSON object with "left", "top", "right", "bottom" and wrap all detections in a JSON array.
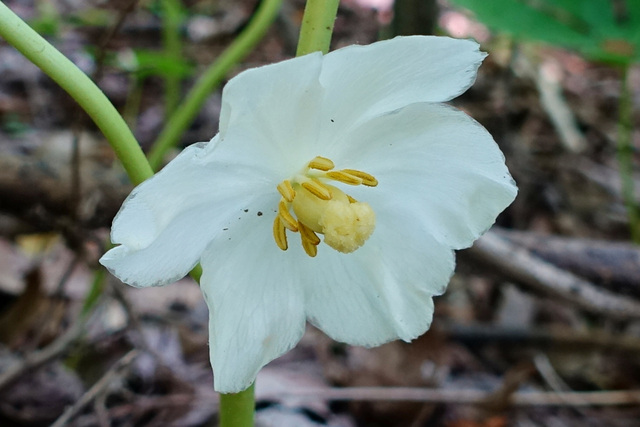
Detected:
[
  {"left": 0, "top": 319, "right": 84, "bottom": 392},
  {"left": 440, "top": 323, "right": 640, "bottom": 353},
  {"left": 257, "top": 387, "right": 640, "bottom": 407},
  {"left": 465, "top": 231, "right": 640, "bottom": 320},
  {"left": 494, "top": 228, "right": 640, "bottom": 297},
  {"left": 0, "top": 132, "right": 130, "bottom": 235},
  {"left": 50, "top": 349, "right": 139, "bottom": 427}
]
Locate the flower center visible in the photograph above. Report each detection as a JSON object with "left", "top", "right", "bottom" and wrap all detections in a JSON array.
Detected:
[{"left": 273, "top": 156, "right": 378, "bottom": 257}]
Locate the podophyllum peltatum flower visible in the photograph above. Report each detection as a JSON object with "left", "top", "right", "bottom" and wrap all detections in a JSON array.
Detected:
[{"left": 100, "top": 36, "right": 517, "bottom": 393}]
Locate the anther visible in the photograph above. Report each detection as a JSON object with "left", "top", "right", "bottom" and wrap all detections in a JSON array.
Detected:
[
  {"left": 300, "top": 235, "right": 318, "bottom": 257},
  {"left": 278, "top": 201, "right": 298, "bottom": 231},
  {"left": 277, "top": 180, "right": 295, "bottom": 202},
  {"left": 273, "top": 217, "right": 288, "bottom": 250},
  {"left": 347, "top": 195, "right": 358, "bottom": 204},
  {"left": 298, "top": 221, "right": 320, "bottom": 246},
  {"left": 325, "top": 170, "right": 363, "bottom": 186},
  {"left": 301, "top": 180, "right": 332, "bottom": 200},
  {"left": 341, "top": 169, "right": 378, "bottom": 186},
  {"left": 308, "top": 156, "right": 335, "bottom": 171}
]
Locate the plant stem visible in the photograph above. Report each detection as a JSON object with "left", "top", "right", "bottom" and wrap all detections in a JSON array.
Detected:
[
  {"left": 296, "top": 0, "right": 340, "bottom": 56},
  {"left": 219, "top": 384, "right": 255, "bottom": 427},
  {"left": 617, "top": 65, "right": 640, "bottom": 243},
  {"left": 147, "top": 0, "right": 283, "bottom": 170},
  {"left": 0, "top": 1, "right": 153, "bottom": 185},
  {"left": 161, "top": 0, "right": 183, "bottom": 116}
]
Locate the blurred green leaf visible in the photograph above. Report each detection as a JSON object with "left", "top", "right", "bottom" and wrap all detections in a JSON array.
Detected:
[
  {"left": 449, "top": 0, "right": 640, "bottom": 65},
  {"left": 28, "top": 1, "right": 59, "bottom": 36},
  {"left": 132, "top": 50, "right": 194, "bottom": 79}
]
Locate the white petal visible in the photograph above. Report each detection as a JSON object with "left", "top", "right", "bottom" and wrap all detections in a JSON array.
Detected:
[
  {"left": 316, "top": 36, "right": 486, "bottom": 150},
  {"left": 100, "top": 138, "right": 276, "bottom": 287},
  {"left": 302, "top": 203, "right": 454, "bottom": 346},
  {"left": 200, "top": 196, "right": 307, "bottom": 393},
  {"left": 335, "top": 102, "right": 517, "bottom": 250},
  {"left": 219, "top": 52, "right": 326, "bottom": 174}
]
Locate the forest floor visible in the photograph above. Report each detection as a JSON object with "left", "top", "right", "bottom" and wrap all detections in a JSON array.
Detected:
[{"left": 0, "top": 0, "right": 639, "bottom": 426}]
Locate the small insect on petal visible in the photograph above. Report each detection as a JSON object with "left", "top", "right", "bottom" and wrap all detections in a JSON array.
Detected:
[{"left": 308, "top": 156, "right": 335, "bottom": 171}]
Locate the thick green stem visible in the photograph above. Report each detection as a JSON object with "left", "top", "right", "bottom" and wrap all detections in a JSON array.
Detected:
[
  {"left": 0, "top": 1, "right": 153, "bottom": 185},
  {"left": 617, "top": 65, "right": 640, "bottom": 243},
  {"left": 147, "top": 0, "right": 283, "bottom": 170},
  {"left": 219, "top": 384, "right": 255, "bottom": 427},
  {"left": 296, "top": 0, "right": 340, "bottom": 56}
]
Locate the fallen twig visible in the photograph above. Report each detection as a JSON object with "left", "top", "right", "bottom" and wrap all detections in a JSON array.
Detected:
[
  {"left": 495, "top": 228, "right": 640, "bottom": 297},
  {"left": 0, "top": 319, "right": 84, "bottom": 392},
  {"left": 257, "top": 387, "right": 640, "bottom": 407},
  {"left": 50, "top": 349, "right": 139, "bottom": 427},
  {"left": 466, "top": 231, "right": 640, "bottom": 320},
  {"left": 440, "top": 323, "right": 640, "bottom": 353}
]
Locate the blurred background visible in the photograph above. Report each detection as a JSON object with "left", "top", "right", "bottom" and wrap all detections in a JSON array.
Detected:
[{"left": 0, "top": 0, "right": 639, "bottom": 425}]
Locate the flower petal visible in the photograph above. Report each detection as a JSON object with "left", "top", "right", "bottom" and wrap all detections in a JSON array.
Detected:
[
  {"left": 199, "top": 197, "right": 307, "bottom": 393},
  {"left": 100, "top": 138, "right": 276, "bottom": 287},
  {"left": 335, "top": 102, "right": 517, "bottom": 250},
  {"left": 219, "top": 52, "right": 326, "bottom": 174},
  {"left": 303, "top": 203, "right": 454, "bottom": 346},
  {"left": 316, "top": 36, "right": 486, "bottom": 148}
]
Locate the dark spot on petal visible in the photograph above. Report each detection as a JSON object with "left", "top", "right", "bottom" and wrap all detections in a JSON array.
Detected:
[
  {"left": 257, "top": 211, "right": 263, "bottom": 216},
  {"left": 223, "top": 228, "right": 228, "bottom": 231},
  {"left": 244, "top": 209, "right": 249, "bottom": 212},
  {"left": 330, "top": 119, "right": 334, "bottom": 122}
]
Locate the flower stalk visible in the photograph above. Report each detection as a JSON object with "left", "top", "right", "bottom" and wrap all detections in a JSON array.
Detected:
[
  {"left": 0, "top": 1, "right": 153, "bottom": 186},
  {"left": 296, "top": 0, "right": 340, "bottom": 56},
  {"left": 219, "top": 384, "right": 255, "bottom": 427}
]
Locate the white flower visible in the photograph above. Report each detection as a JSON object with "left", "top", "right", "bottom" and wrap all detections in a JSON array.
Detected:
[{"left": 100, "top": 36, "right": 517, "bottom": 393}]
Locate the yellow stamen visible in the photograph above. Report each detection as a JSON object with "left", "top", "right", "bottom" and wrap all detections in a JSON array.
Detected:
[
  {"left": 298, "top": 221, "right": 321, "bottom": 245},
  {"left": 273, "top": 216, "right": 287, "bottom": 250},
  {"left": 278, "top": 201, "right": 298, "bottom": 231},
  {"left": 277, "top": 180, "right": 295, "bottom": 202},
  {"left": 272, "top": 156, "right": 378, "bottom": 257},
  {"left": 301, "top": 180, "right": 332, "bottom": 200},
  {"left": 308, "top": 156, "right": 335, "bottom": 171},
  {"left": 325, "top": 170, "right": 363, "bottom": 186},
  {"left": 301, "top": 237, "right": 318, "bottom": 257},
  {"left": 341, "top": 169, "right": 378, "bottom": 186}
]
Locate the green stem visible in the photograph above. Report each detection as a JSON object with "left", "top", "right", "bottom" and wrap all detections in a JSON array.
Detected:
[
  {"left": 617, "top": 65, "right": 640, "bottom": 243},
  {"left": 219, "top": 384, "right": 255, "bottom": 427},
  {"left": 296, "top": 0, "right": 340, "bottom": 56},
  {"left": 147, "top": 0, "right": 283, "bottom": 170},
  {"left": 0, "top": 1, "right": 153, "bottom": 185},
  {"left": 161, "top": 0, "right": 183, "bottom": 116}
]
